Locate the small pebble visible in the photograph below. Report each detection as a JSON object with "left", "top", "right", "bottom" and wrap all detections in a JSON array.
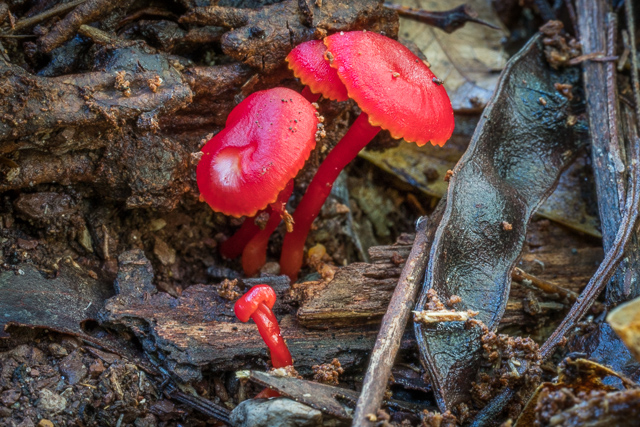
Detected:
[
  {"left": 1, "top": 389, "right": 21, "bottom": 406},
  {"left": 89, "top": 359, "right": 105, "bottom": 377}
]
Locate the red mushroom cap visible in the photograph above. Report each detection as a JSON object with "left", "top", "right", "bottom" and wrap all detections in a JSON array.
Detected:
[
  {"left": 197, "top": 88, "right": 318, "bottom": 217},
  {"left": 286, "top": 40, "right": 349, "bottom": 102},
  {"left": 234, "top": 284, "right": 277, "bottom": 323},
  {"left": 324, "top": 31, "right": 454, "bottom": 147}
]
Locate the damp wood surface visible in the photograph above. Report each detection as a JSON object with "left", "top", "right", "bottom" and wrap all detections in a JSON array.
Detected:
[{"left": 297, "top": 219, "right": 602, "bottom": 330}]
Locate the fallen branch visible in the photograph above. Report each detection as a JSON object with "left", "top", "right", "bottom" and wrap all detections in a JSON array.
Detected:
[
  {"left": 539, "top": 0, "right": 640, "bottom": 361},
  {"left": 352, "top": 215, "right": 435, "bottom": 425}
]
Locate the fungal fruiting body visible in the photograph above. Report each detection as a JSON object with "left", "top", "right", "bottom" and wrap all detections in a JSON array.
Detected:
[
  {"left": 197, "top": 87, "right": 318, "bottom": 272},
  {"left": 234, "top": 284, "right": 293, "bottom": 368},
  {"left": 286, "top": 39, "right": 349, "bottom": 103},
  {"left": 242, "top": 180, "right": 294, "bottom": 277},
  {"left": 280, "top": 31, "right": 455, "bottom": 281}
]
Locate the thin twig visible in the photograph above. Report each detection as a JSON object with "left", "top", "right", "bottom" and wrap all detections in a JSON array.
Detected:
[
  {"left": 566, "top": 52, "right": 618, "bottom": 65},
  {"left": 565, "top": 0, "right": 579, "bottom": 39},
  {"left": 383, "top": 3, "right": 500, "bottom": 33},
  {"left": 165, "top": 385, "right": 231, "bottom": 424},
  {"left": 78, "top": 24, "right": 128, "bottom": 46},
  {"left": 540, "top": 3, "right": 640, "bottom": 359},
  {"left": 38, "top": 0, "right": 124, "bottom": 53},
  {"left": 625, "top": 0, "right": 640, "bottom": 128},
  {"left": 511, "top": 267, "right": 578, "bottom": 302},
  {"left": 4, "top": 0, "right": 87, "bottom": 33},
  {"left": 606, "top": 14, "right": 625, "bottom": 208},
  {"left": 352, "top": 216, "right": 432, "bottom": 425}
]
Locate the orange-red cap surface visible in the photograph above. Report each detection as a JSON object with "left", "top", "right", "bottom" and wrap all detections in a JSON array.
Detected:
[
  {"left": 197, "top": 88, "right": 318, "bottom": 217},
  {"left": 324, "top": 31, "right": 454, "bottom": 147},
  {"left": 286, "top": 40, "right": 349, "bottom": 102}
]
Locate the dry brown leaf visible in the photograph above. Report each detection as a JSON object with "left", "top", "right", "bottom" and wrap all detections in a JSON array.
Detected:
[
  {"left": 396, "top": 0, "right": 508, "bottom": 111},
  {"left": 360, "top": 144, "right": 601, "bottom": 238},
  {"left": 608, "top": 296, "right": 640, "bottom": 363}
]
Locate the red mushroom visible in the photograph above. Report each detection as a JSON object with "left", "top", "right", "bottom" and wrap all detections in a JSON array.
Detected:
[
  {"left": 234, "top": 284, "right": 293, "bottom": 368},
  {"left": 280, "top": 31, "right": 455, "bottom": 280},
  {"left": 286, "top": 39, "right": 349, "bottom": 103},
  {"left": 197, "top": 87, "right": 318, "bottom": 270}
]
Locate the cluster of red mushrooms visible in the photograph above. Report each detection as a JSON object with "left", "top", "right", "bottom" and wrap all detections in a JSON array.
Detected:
[{"left": 197, "top": 30, "right": 454, "bottom": 370}]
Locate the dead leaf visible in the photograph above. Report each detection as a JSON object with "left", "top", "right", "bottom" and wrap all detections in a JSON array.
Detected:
[
  {"left": 415, "top": 34, "right": 586, "bottom": 411},
  {"left": 608, "top": 296, "right": 640, "bottom": 363},
  {"left": 361, "top": 144, "right": 601, "bottom": 237},
  {"left": 395, "top": 0, "right": 509, "bottom": 111}
]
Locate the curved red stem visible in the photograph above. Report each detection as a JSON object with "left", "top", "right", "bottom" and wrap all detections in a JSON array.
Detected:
[
  {"left": 250, "top": 302, "right": 293, "bottom": 368},
  {"left": 219, "top": 216, "right": 261, "bottom": 259},
  {"left": 279, "top": 113, "right": 380, "bottom": 281},
  {"left": 242, "top": 180, "right": 294, "bottom": 277}
]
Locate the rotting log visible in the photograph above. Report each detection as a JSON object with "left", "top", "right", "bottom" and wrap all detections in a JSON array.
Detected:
[
  {"left": 101, "top": 282, "right": 395, "bottom": 383},
  {"left": 297, "top": 219, "right": 602, "bottom": 330},
  {"left": 99, "top": 218, "right": 601, "bottom": 383}
]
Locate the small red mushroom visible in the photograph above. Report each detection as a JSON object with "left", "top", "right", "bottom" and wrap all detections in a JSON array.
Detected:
[
  {"left": 234, "top": 284, "right": 293, "bottom": 368},
  {"left": 280, "top": 31, "right": 455, "bottom": 280},
  {"left": 197, "top": 87, "right": 318, "bottom": 270}
]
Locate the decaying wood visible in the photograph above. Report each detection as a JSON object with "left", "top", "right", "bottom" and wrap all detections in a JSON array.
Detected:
[
  {"left": 100, "top": 250, "right": 401, "bottom": 382},
  {"left": 180, "top": 0, "right": 398, "bottom": 72},
  {"left": 297, "top": 220, "right": 602, "bottom": 331},
  {"left": 103, "top": 285, "right": 392, "bottom": 383},
  {"left": 97, "top": 218, "right": 600, "bottom": 385}
]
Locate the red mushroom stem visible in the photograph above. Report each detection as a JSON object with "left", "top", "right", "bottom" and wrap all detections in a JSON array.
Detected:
[
  {"left": 219, "top": 217, "right": 261, "bottom": 259},
  {"left": 280, "top": 113, "right": 379, "bottom": 280},
  {"left": 250, "top": 302, "right": 292, "bottom": 368},
  {"left": 234, "top": 285, "right": 293, "bottom": 368},
  {"left": 220, "top": 179, "right": 294, "bottom": 263},
  {"left": 242, "top": 179, "right": 294, "bottom": 276}
]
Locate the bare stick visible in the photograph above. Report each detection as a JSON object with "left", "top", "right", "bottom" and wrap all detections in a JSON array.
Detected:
[
  {"left": 38, "top": 0, "right": 124, "bottom": 53},
  {"left": 540, "top": 4, "right": 640, "bottom": 359},
  {"left": 511, "top": 267, "right": 578, "bottom": 302},
  {"left": 383, "top": 3, "right": 499, "bottom": 34},
  {"left": 7, "top": 0, "right": 87, "bottom": 33},
  {"left": 352, "top": 216, "right": 432, "bottom": 425}
]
